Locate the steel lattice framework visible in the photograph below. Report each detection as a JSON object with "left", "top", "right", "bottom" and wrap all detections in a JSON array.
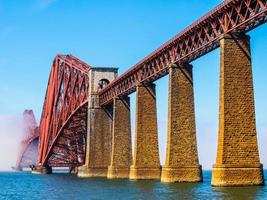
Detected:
[
  {"left": 38, "top": 55, "right": 90, "bottom": 167},
  {"left": 98, "top": 0, "right": 267, "bottom": 105},
  {"left": 14, "top": 110, "right": 39, "bottom": 170}
]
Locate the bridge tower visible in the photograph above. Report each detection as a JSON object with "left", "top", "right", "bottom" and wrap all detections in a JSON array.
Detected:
[{"left": 78, "top": 67, "right": 118, "bottom": 177}]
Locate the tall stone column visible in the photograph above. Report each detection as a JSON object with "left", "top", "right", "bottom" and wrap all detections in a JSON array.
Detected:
[
  {"left": 107, "top": 97, "right": 132, "bottom": 179},
  {"left": 212, "top": 33, "right": 264, "bottom": 186},
  {"left": 129, "top": 83, "right": 161, "bottom": 180},
  {"left": 78, "top": 94, "right": 112, "bottom": 177},
  {"left": 77, "top": 67, "right": 118, "bottom": 178},
  {"left": 161, "top": 64, "right": 202, "bottom": 183}
]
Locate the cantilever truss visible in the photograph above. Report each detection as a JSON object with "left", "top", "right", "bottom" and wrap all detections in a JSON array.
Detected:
[
  {"left": 98, "top": 0, "right": 267, "bottom": 105},
  {"left": 38, "top": 55, "right": 90, "bottom": 167},
  {"left": 15, "top": 110, "right": 39, "bottom": 170}
]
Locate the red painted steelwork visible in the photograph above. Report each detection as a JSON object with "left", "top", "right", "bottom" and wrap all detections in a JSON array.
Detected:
[
  {"left": 38, "top": 0, "right": 267, "bottom": 168},
  {"left": 98, "top": 0, "right": 267, "bottom": 106},
  {"left": 15, "top": 110, "right": 39, "bottom": 170},
  {"left": 38, "top": 55, "right": 90, "bottom": 167}
]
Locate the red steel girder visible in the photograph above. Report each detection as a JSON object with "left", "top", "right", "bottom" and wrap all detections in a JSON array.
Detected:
[
  {"left": 98, "top": 0, "right": 267, "bottom": 106},
  {"left": 38, "top": 55, "right": 90, "bottom": 167}
]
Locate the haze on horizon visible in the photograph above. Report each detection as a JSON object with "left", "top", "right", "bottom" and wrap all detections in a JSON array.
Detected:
[{"left": 0, "top": 0, "right": 266, "bottom": 171}]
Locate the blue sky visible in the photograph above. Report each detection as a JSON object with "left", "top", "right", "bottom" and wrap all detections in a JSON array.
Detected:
[{"left": 0, "top": 0, "right": 266, "bottom": 170}]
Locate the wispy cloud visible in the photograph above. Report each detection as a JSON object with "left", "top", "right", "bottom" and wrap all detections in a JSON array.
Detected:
[{"left": 0, "top": 114, "right": 24, "bottom": 171}]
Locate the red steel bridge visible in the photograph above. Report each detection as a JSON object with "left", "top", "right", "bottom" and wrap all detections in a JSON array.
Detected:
[
  {"left": 14, "top": 110, "right": 39, "bottom": 170},
  {"left": 38, "top": 55, "right": 89, "bottom": 167},
  {"left": 37, "top": 0, "right": 267, "bottom": 168}
]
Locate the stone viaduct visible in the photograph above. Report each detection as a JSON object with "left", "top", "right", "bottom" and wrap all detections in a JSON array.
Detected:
[{"left": 35, "top": 0, "right": 267, "bottom": 186}]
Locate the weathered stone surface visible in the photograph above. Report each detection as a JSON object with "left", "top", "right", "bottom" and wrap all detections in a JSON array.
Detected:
[
  {"left": 211, "top": 33, "right": 264, "bottom": 186},
  {"left": 78, "top": 67, "right": 117, "bottom": 178},
  {"left": 78, "top": 105, "right": 112, "bottom": 178},
  {"left": 161, "top": 64, "right": 202, "bottom": 183},
  {"left": 129, "top": 83, "right": 161, "bottom": 180},
  {"left": 107, "top": 97, "right": 132, "bottom": 179},
  {"left": 212, "top": 166, "right": 264, "bottom": 186}
]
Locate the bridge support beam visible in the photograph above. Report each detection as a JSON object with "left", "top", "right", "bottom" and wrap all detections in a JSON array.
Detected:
[
  {"left": 212, "top": 34, "right": 264, "bottom": 186},
  {"left": 78, "top": 96, "right": 112, "bottom": 178},
  {"left": 161, "top": 64, "right": 202, "bottom": 183},
  {"left": 129, "top": 83, "right": 161, "bottom": 180},
  {"left": 107, "top": 97, "right": 132, "bottom": 179}
]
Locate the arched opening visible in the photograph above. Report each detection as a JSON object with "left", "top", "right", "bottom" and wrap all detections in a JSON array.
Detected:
[{"left": 98, "top": 79, "right": 110, "bottom": 90}]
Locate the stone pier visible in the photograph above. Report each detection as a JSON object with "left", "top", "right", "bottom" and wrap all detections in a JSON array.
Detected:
[
  {"left": 107, "top": 97, "right": 132, "bottom": 179},
  {"left": 32, "top": 165, "right": 52, "bottom": 174},
  {"left": 78, "top": 67, "right": 118, "bottom": 178},
  {"left": 161, "top": 64, "right": 202, "bottom": 183},
  {"left": 129, "top": 83, "right": 161, "bottom": 180},
  {"left": 211, "top": 34, "right": 264, "bottom": 186},
  {"left": 78, "top": 102, "right": 112, "bottom": 177}
]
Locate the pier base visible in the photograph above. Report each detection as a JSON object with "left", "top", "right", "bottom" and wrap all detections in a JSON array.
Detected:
[
  {"left": 161, "top": 166, "right": 202, "bottom": 183},
  {"left": 130, "top": 167, "right": 161, "bottom": 180},
  {"left": 32, "top": 166, "right": 52, "bottom": 174},
  {"left": 212, "top": 165, "right": 264, "bottom": 186}
]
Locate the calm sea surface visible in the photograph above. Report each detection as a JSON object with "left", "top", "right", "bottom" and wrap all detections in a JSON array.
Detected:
[{"left": 0, "top": 170, "right": 267, "bottom": 200}]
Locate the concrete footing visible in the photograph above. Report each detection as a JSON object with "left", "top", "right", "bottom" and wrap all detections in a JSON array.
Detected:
[{"left": 78, "top": 166, "right": 107, "bottom": 178}]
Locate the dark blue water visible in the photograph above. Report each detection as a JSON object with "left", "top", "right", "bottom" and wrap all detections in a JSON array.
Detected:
[{"left": 0, "top": 171, "right": 267, "bottom": 200}]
